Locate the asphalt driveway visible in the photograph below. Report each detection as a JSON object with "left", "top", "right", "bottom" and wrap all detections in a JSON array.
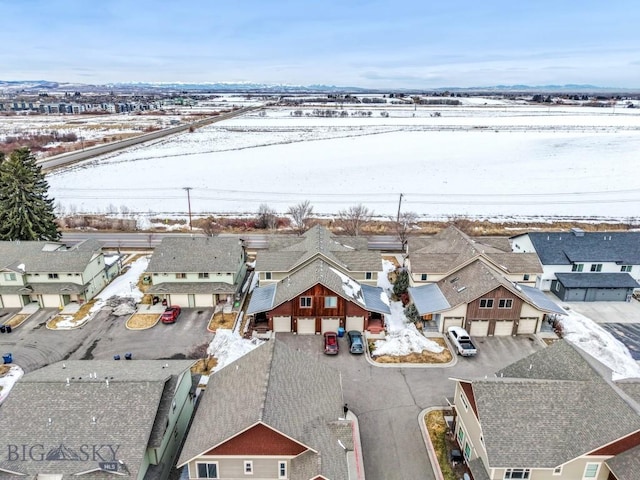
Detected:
[{"left": 602, "top": 323, "right": 640, "bottom": 360}]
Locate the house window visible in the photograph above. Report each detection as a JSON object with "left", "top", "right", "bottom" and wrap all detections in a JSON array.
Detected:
[
  {"left": 48, "top": 273, "right": 59, "bottom": 279},
  {"left": 365, "top": 272, "right": 373, "bottom": 280},
  {"left": 196, "top": 462, "right": 218, "bottom": 479},
  {"left": 278, "top": 461, "right": 287, "bottom": 479},
  {"left": 504, "top": 469, "right": 530, "bottom": 479},
  {"left": 176, "top": 273, "right": 187, "bottom": 279},
  {"left": 265, "top": 272, "right": 272, "bottom": 280},
  {"left": 498, "top": 299, "right": 513, "bottom": 309},
  {"left": 244, "top": 461, "right": 253, "bottom": 474},
  {"left": 621, "top": 265, "right": 632, "bottom": 272},
  {"left": 583, "top": 463, "right": 599, "bottom": 479},
  {"left": 463, "top": 442, "right": 471, "bottom": 460},
  {"left": 553, "top": 466, "right": 562, "bottom": 475},
  {"left": 590, "top": 264, "right": 602, "bottom": 272},
  {"left": 479, "top": 298, "right": 494, "bottom": 309},
  {"left": 325, "top": 296, "right": 338, "bottom": 308},
  {"left": 421, "top": 273, "right": 428, "bottom": 281},
  {"left": 572, "top": 263, "right": 584, "bottom": 272},
  {"left": 172, "top": 400, "right": 176, "bottom": 412},
  {"left": 554, "top": 281, "right": 560, "bottom": 292},
  {"left": 523, "top": 274, "right": 530, "bottom": 281},
  {"left": 3, "top": 273, "right": 16, "bottom": 281},
  {"left": 300, "top": 297, "right": 312, "bottom": 308},
  {"left": 457, "top": 427, "right": 465, "bottom": 444},
  {"left": 198, "top": 273, "right": 209, "bottom": 279}
]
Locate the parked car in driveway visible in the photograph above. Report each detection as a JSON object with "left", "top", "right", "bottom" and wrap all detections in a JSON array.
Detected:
[
  {"left": 323, "top": 331, "right": 339, "bottom": 355},
  {"left": 447, "top": 326, "right": 477, "bottom": 356},
  {"left": 347, "top": 330, "right": 365, "bottom": 354},
  {"left": 161, "top": 305, "right": 181, "bottom": 324}
]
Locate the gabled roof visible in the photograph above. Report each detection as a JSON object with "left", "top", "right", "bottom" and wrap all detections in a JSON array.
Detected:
[
  {"left": 146, "top": 236, "right": 243, "bottom": 273},
  {"left": 177, "top": 340, "right": 350, "bottom": 480},
  {"left": 462, "top": 341, "right": 640, "bottom": 470},
  {"left": 0, "top": 360, "right": 194, "bottom": 479},
  {"left": 524, "top": 231, "right": 640, "bottom": 265},
  {"left": 0, "top": 239, "right": 102, "bottom": 273},
  {"left": 556, "top": 272, "right": 640, "bottom": 289},
  {"left": 606, "top": 443, "right": 640, "bottom": 479},
  {"left": 255, "top": 225, "right": 381, "bottom": 273},
  {"left": 408, "top": 226, "right": 542, "bottom": 274},
  {"left": 247, "top": 259, "right": 390, "bottom": 315},
  {"left": 407, "top": 283, "right": 451, "bottom": 314}
]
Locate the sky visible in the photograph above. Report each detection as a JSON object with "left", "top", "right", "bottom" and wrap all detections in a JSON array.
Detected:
[{"left": 1, "top": 0, "right": 639, "bottom": 88}]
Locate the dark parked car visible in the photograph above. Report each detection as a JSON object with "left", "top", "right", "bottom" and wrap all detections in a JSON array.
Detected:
[
  {"left": 161, "top": 305, "right": 181, "bottom": 324},
  {"left": 347, "top": 330, "right": 365, "bottom": 354},
  {"left": 323, "top": 331, "right": 339, "bottom": 355}
]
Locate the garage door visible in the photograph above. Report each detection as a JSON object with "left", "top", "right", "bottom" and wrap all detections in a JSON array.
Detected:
[
  {"left": 321, "top": 318, "right": 340, "bottom": 334},
  {"left": 469, "top": 320, "right": 490, "bottom": 337},
  {"left": 517, "top": 318, "right": 538, "bottom": 335},
  {"left": 1, "top": 295, "right": 21, "bottom": 308},
  {"left": 194, "top": 294, "right": 214, "bottom": 307},
  {"left": 273, "top": 316, "right": 291, "bottom": 333},
  {"left": 297, "top": 317, "right": 316, "bottom": 335},
  {"left": 443, "top": 317, "right": 464, "bottom": 331},
  {"left": 42, "top": 294, "right": 61, "bottom": 308},
  {"left": 493, "top": 320, "right": 514, "bottom": 336},
  {"left": 169, "top": 294, "right": 189, "bottom": 307},
  {"left": 346, "top": 316, "right": 364, "bottom": 332}
]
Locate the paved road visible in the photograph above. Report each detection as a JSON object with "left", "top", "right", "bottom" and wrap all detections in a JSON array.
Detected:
[{"left": 602, "top": 323, "right": 640, "bottom": 360}]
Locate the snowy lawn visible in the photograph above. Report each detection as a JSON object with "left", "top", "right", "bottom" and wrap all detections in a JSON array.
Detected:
[
  {"left": 559, "top": 309, "right": 640, "bottom": 381},
  {"left": 0, "top": 364, "right": 24, "bottom": 405},
  {"left": 206, "top": 328, "right": 263, "bottom": 373}
]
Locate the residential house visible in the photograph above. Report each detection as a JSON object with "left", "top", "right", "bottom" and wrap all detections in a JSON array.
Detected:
[
  {"left": 510, "top": 229, "right": 640, "bottom": 301},
  {"left": 247, "top": 225, "right": 390, "bottom": 335},
  {"left": 0, "top": 359, "right": 197, "bottom": 480},
  {"left": 451, "top": 340, "right": 640, "bottom": 480},
  {"left": 408, "top": 259, "right": 565, "bottom": 336},
  {"left": 0, "top": 239, "right": 108, "bottom": 309},
  {"left": 145, "top": 237, "right": 247, "bottom": 308},
  {"left": 177, "top": 339, "right": 355, "bottom": 480},
  {"left": 407, "top": 225, "right": 542, "bottom": 286}
]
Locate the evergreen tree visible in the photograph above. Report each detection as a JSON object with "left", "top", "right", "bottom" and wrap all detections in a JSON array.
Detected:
[
  {"left": 392, "top": 268, "right": 410, "bottom": 297},
  {"left": 0, "top": 147, "right": 61, "bottom": 241}
]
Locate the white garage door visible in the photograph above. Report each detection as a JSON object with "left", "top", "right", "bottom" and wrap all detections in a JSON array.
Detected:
[
  {"left": 493, "top": 320, "right": 514, "bottom": 336},
  {"left": 321, "top": 318, "right": 340, "bottom": 334},
  {"left": 469, "top": 320, "right": 490, "bottom": 337},
  {"left": 443, "top": 317, "right": 464, "bottom": 331},
  {"left": 42, "top": 294, "right": 61, "bottom": 308},
  {"left": 297, "top": 317, "right": 316, "bottom": 335},
  {"left": 517, "top": 318, "right": 538, "bottom": 335},
  {"left": 273, "top": 316, "right": 291, "bottom": 333},
  {"left": 1, "top": 295, "right": 21, "bottom": 308},
  {"left": 194, "top": 294, "right": 214, "bottom": 307},
  {"left": 169, "top": 294, "right": 189, "bottom": 307},
  {"left": 345, "top": 316, "right": 364, "bottom": 332}
]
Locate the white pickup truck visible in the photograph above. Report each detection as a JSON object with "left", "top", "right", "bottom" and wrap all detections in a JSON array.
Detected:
[{"left": 448, "top": 326, "right": 478, "bottom": 357}]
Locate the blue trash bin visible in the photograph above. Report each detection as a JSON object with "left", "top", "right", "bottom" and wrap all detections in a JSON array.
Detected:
[
  {"left": 125, "top": 352, "right": 132, "bottom": 360},
  {"left": 3, "top": 353, "right": 12, "bottom": 364},
  {"left": 337, "top": 327, "right": 345, "bottom": 338},
  {"left": 113, "top": 354, "right": 121, "bottom": 360}
]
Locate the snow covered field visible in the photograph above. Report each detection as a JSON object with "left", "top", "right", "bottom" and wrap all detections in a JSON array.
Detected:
[{"left": 45, "top": 101, "right": 640, "bottom": 221}]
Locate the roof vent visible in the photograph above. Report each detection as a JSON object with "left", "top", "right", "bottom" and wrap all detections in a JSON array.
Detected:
[
  {"left": 456, "top": 286, "right": 466, "bottom": 293},
  {"left": 571, "top": 228, "right": 585, "bottom": 237}
]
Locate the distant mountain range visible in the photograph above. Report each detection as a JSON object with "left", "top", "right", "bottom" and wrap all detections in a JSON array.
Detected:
[{"left": 0, "top": 79, "right": 637, "bottom": 94}]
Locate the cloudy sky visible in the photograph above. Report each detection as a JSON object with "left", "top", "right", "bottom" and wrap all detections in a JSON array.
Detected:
[{"left": 1, "top": 0, "right": 639, "bottom": 88}]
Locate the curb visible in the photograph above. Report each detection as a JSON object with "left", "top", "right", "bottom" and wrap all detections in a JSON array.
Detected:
[
  {"left": 419, "top": 407, "right": 450, "bottom": 480},
  {"left": 363, "top": 335, "right": 458, "bottom": 369},
  {"left": 346, "top": 410, "right": 366, "bottom": 480},
  {"left": 125, "top": 313, "right": 161, "bottom": 330}
]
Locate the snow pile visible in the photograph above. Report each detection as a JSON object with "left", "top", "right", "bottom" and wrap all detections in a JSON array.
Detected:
[
  {"left": 206, "top": 329, "right": 263, "bottom": 373},
  {"left": 96, "top": 256, "right": 149, "bottom": 303},
  {"left": 112, "top": 302, "right": 136, "bottom": 316},
  {"left": 331, "top": 267, "right": 364, "bottom": 305},
  {"left": 385, "top": 300, "right": 409, "bottom": 332},
  {"left": 560, "top": 309, "right": 640, "bottom": 381},
  {"left": 0, "top": 364, "right": 24, "bottom": 405},
  {"left": 372, "top": 324, "right": 444, "bottom": 357},
  {"left": 377, "top": 260, "right": 395, "bottom": 296}
]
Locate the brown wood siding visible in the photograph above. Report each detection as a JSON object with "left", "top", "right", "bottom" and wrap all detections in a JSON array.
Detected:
[
  {"left": 460, "top": 382, "right": 479, "bottom": 418},
  {"left": 588, "top": 429, "right": 640, "bottom": 456},
  {"left": 292, "top": 284, "right": 345, "bottom": 317},
  {"left": 345, "top": 300, "right": 368, "bottom": 316},
  {"left": 467, "top": 286, "right": 522, "bottom": 320},
  {"left": 205, "top": 423, "right": 307, "bottom": 456}
]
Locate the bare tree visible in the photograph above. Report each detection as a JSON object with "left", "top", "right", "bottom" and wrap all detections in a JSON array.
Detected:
[
  {"left": 287, "top": 200, "right": 314, "bottom": 235},
  {"left": 200, "top": 216, "right": 220, "bottom": 237},
  {"left": 392, "top": 211, "right": 418, "bottom": 247},
  {"left": 256, "top": 203, "right": 278, "bottom": 230},
  {"left": 337, "top": 203, "right": 373, "bottom": 236}
]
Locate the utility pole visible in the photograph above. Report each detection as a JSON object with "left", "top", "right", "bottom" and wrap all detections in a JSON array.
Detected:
[
  {"left": 183, "top": 187, "right": 193, "bottom": 230},
  {"left": 396, "top": 193, "right": 404, "bottom": 224}
]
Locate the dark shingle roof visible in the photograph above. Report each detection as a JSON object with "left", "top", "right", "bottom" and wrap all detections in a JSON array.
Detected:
[
  {"left": 177, "top": 340, "right": 350, "bottom": 480},
  {"left": 606, "top": 443, "right": 640, "bottom": 480},
  {"left": 0, "top": 239, "right": 102, "bottom": 273},
  {"left": 0, "top": 360, "right": 194, "bottom": 480},
  {"left": 146, "top": 236, "right": 243, "bottom": 273},
  {"left": 468, "top": 341, "right": 640, "bottom": 469},
  {"left": 526, "top": 231, "right": 640, "bottom": 265},
  {"left": 555, "top": 272, "right": 640, "bottom": 288},
  {"left": 146, "top": 281, "right": 237, "bottom": 294}
]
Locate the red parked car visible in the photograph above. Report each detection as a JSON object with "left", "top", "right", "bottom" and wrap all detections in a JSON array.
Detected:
[
  {"left": 323, "top": 331, "right": 339, "bottom": 355},
  {"left": 161, "top": 305, "right": 181, "bottom": 324}
]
